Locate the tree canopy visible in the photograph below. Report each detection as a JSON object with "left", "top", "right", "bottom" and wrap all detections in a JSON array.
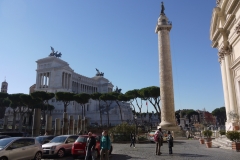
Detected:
[
  {"left": 55, "top": 92, "right": 75, "bottom": 112},
  {"left": 212, "top": 106, "right": 226, "bottom": 125}
]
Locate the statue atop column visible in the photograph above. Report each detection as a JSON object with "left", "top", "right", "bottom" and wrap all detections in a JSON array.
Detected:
[{"left": 161, "top": 2, "right": 165, "bottom": 15}]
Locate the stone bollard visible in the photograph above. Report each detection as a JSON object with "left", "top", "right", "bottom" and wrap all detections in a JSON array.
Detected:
[
  {"left": 62, "top": 112, "right": 68, "bottom": 135},
  {"left": 32, "top": 108, "right": 41, "bottom": 137},
  {"left": 45, "top": 115, "right": 52, "bottom": 135},
  {"left": 3, "top": 115, "right": 8, "bottom": 132},
  {"left": 69, "top": 116, "right": 73, "bottom": 135},
  {"left": 55, "top": 118, "right": 61, "bottom": 136},
  {"left": 77, "top": 115, "right": 82, "bottom": 134}
]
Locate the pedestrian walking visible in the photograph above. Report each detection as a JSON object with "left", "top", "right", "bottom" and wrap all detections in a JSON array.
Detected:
[
  {"left": 85, "top": 132, "right": 96, "bottom": 160},
  {"left": 100, "top": 130, "right": 111, "bottom": 160},
  {"left": 167, "top": 130, "right": 173, "bottom": 154},
  {"left": 130, "top": 132, "right": 136, "bottom": 148},
  {"left": 154, "top": 127, "right": 163, "bottom": 155}
]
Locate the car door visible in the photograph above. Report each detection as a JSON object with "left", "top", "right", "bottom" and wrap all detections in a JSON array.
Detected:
[
  {"left": 64, "top": 136, "right": 78, "bottom": 153},
  {"left": 24, "top": 138, "right": 38, "bottom": 159},
  {"left": 7, "top": 139, "right": 28, "bottom": 160}
]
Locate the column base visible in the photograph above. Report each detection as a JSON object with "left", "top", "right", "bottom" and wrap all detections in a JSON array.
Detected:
[
  {"left": 225, "top": 121, "right": 240, "bottom": 131},
  {"left": 158, "top": 123, "right": 186, "bottom": 140}
]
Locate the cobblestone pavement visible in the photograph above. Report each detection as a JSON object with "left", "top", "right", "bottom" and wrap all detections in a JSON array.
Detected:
[
  {"left": 42, "top": 140, "right": 240, "bottom": 160},
  {"left": 110, "top": 140, "right": 240, "bottom": 160}
]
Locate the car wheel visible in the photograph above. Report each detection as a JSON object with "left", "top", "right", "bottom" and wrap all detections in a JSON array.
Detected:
[
  {"left": 34, "top": 152, "right": 42, "bottom": 160},
  {"left": 0, "top": 157, "right": 8, "bottom": 160},
  {"left": 57, "top": 149, "right": 65, "bottom": 158}
]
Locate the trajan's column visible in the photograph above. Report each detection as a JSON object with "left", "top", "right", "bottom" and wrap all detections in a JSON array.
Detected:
[{"left": 155, "top": 2, "right": 177, "bottom": 130}]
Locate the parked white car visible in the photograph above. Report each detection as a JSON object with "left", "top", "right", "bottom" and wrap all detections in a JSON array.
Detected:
[
  {"left": 42, "top": 135, "right": 78, "bottom": 158},
  {"left": 0, "top": 137, "right": 43, "bottom": 160}
]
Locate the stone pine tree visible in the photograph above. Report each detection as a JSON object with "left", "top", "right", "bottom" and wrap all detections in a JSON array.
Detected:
[
  {"left": 125, "top": 89, "right": 143, "bottom": 123},
  {"left": 91, "top": 92, "right": 103, "bottom": 126},
  {"left": 212, "top": 107, "right": 226, "bottom": 125},
  {"left": 55, "top": 92, "right": 75, "bottom": 113},
  {"left": 74, "top": 93, "right": 91, "bottom": 119},
  {"left": 139, "top": 86, "right": 161, "bottom": 121},
  {"left": 100, "top": 93, "right": 115, "bottom": 127},
  {"left": 31, "top": 91, "right": 55, "bottom": 115},
  {"left": 8, "top": 93, "right": 27, "bottom": 132},
  {"left": 111, "top": 92, "right": 129, "bottom": 123},
  {"left": 20, "top": 94, "right": 41, "bottom": 131},
  {"left": 31, "top": 91, "right": 55, "bottom": 130}
]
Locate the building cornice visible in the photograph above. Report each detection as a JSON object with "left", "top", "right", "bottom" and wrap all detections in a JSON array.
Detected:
[
  {"left": 231, "top": 55, "right": 240, "bottom": 69},
  {"left": 223, "top": 14, "right": 235, "bottom": 30},
  {"left": 36, "top": 56, "right": 69, "bottom": 66}
]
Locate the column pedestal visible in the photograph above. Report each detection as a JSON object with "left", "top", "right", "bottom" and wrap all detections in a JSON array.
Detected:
[
  {"left": 55, "top": 118, "right": 61, "bottom": 136},
  {"left": 68, "top": 116, "right": 73, "bottom": 135},
  {"left": 45, "top": 115, "right": 52, "bottom": 135},
  {"left": 62, "top": 113, "right": 68, "bottom": 135},
  {"left": 32, "top": 108, "right": 41, "bottom": 137}
]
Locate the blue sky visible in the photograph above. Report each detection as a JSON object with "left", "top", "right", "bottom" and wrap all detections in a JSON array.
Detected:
[{"left": 0, "top": 0, "right": 222, "bottom": 113}]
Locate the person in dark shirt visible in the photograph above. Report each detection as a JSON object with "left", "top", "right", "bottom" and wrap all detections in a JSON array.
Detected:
[
  {"left": 167, "top": 130, "right": 174, "bottom": 154},
  {"left": 130, "top": 132, "right": 136, "bottom": 148},
  {"left": 85, "top": 132, "right": 96, "bottom": 160}
]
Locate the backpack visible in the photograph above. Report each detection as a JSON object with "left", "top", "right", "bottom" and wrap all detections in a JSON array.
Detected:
[{"left": 154, "top": 132, "right": 159, "bottom": 142}]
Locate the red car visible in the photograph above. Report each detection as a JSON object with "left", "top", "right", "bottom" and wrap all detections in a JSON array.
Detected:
[{"left": 71, "top": 134, "right": 113, "bottom": 159}]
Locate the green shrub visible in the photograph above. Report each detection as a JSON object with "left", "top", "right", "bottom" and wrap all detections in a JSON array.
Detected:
[
  {"left": 226, "top": 131, "right": 240, "bottom": 142},
  {"left": 219, "top": 130, "right": 226, "bottom": 136},
  {"left": 203, "top": 130, "right": 213, "bottom": 138}
]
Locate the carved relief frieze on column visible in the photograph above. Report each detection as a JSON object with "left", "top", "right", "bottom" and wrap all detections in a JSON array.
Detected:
[{"left": 235, "top": 23, "right": 240, "bottom": 34}]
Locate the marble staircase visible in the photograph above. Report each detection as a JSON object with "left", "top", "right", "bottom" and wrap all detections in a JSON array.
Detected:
[{"left": 212, "top": 136, "right": 232, "bottom": 150}]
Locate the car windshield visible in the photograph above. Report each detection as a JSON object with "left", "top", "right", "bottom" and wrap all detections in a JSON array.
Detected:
[
  {"left": 36, "top": 137, "right": 44, "bottom": 144},
  {"left": 76, "top": 136, "right": 87, "bottom": 143},
  {"left": 0, "top": 139, "right": 13, "bottom": 148},
  {"left": 50, "top": 136, "right": 67, "bottom": 143}
]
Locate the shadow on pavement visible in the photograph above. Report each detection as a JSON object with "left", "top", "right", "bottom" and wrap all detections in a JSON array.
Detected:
[
  {"left": 172, "top": 153, "right": 210, "bottom": 158},
  {"left": 173, "top": 141, "right": 186, "bottom": 144},
  {"left": 110, "top": 154, "right": 137, "bottom": 160}
]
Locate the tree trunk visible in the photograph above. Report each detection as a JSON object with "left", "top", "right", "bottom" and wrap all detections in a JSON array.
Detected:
[
  {"left": 106, "top": 103, "right": 110, "bottom": 127},
  {"left": 81, "top": 106, "right": 83, "bottom": 118},
  {"left": 64, "top": 104, "right": 67, "bottom": 113},
  {"left": 98, "top": 100, "right": 102, "bottom": 126},
  {"left": 12, "top": 112, "right": 16, "bottom": 131},
  {"left": 116, "top": 101, "right": 123, "bottom": 123},
  {"left": 84, "top": 105, "right": 86, "bottom": 117},
  {"left": 18, "top": 115, "right": 24, "bottom": 132}
]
